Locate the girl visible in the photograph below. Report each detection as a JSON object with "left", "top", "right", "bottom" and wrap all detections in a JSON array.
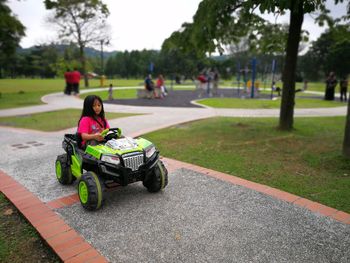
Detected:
[{"left": 78, "top": 95, "right": 110, "bottom": 146}]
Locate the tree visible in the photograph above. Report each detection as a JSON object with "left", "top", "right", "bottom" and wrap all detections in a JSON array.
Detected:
[
  {"left": 305, "top": 24, "right": 350, "bottom": 78},
  {"left": 0, "top": 0, "right": 25, "bottom": 77},
  {"left": 44, "top": 0, "right": 110, "bottom": 87},
  {"left": 163, "top": 0, "right": 348, "bottom": 130},
  {"left": 344, "top": 99, "right": 350, "bottom": 157}
]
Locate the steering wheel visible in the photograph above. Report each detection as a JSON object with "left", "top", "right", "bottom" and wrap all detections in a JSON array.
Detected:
[{"left": 104, "top": 128, "right": 122, "bottom": 141}]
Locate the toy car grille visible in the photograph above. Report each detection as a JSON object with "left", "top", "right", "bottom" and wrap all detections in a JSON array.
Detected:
[{"left": 122, "top": 153, "right": 144, "bottom": 171}]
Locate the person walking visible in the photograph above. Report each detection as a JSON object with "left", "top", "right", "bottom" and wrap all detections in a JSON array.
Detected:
[
  {"left": 155, "top": 74, "right": 167, "bottom": 98},
  {"left": 197, "top": 72, "right": 207, "bottom": 98},
  {"left": 71, "top": 67, "right": 81, "bottom": 96},
  {"left": 108, "top": 83, "right": 114, "bottom": 100},
  {"left": 340, "top": 77, "right": 348, "bottom": 102},
  {"left": 206, "top": 70, "right": 213, "bottom": 96},
  {"left": 144, "top": 74, "right": 154, "bottom": 99},
  {"left": 64, "top": 68, "right": 73, "bottom": 95},
  {"left": 325, "top": 72, "right": 337, "bottom": 101},
  {"left": 212, "top": 69, "right": 219, "bottom": 96}
]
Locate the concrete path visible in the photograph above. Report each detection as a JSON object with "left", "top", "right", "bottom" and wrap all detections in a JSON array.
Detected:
[{"left": 0, "top": 89, "right": 349, "bottom": 262}]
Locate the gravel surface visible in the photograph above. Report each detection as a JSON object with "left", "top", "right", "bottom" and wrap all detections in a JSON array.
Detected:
[
  {"left": 0, "top": 128, "right": 77, "bottom": 202},
  {"left": 57, "top": 168, "right": 350, "bottom": 263}
]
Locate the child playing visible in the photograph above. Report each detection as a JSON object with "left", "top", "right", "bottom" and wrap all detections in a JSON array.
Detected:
[
  {"left": 78, "top": 95, "right": 110, "bottom": 146},
  {"left": 108, "top": 83, "right": 113, "bottom": 100}
]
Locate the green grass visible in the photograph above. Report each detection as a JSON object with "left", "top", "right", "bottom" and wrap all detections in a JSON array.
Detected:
[
  {"left": 0, "top": 78, "right": 331, "bottom": 109},
  {"left": 0, "top": 109, "right": 139, "bottom": 131},
  {"left": 0, "top": 193, "right": 60, "bottom": 262},
  {"left": 197, "top": 97, "right": 344, "bottom": 108},
  {"left": 226, "top": 80, "right": 327, "bottom": 92},
  {"left": 0, "top": 78, "right": 143, "bottom": 109},
  {"left": 143, "top": 116, "right": 350, "bottom": 213},
  {"left": 0, "top": 90, "right": 51, "bottom": 109},
  {"left": 268, "top": 81, "right": 326, "bottom": 92}
]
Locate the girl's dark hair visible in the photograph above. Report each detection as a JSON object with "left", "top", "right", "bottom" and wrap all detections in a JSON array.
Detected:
[{"left": 78, "top": 95, "right": 106, "bottom": 128}]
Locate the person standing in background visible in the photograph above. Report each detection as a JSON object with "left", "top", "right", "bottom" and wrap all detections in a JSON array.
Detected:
[
  {"left": 340, "top": 77, "right": 348, "bottom": 102},
  {"left": 108, "top": 83, "right": 114, "bottom": 100},
  {"left": 325, "top": 72, "right": 337, "bottom": 101},
  {"left": 72, "top": 67, "right": 81, "bottom": 96},
  {"left": 144, "top": 74, "right": 154, "bottom": 99},
  {"left": 303, "top": 80, "right": 308, "bottom": 91},
  {"left": 155, "top": 74, "right": 166, "bottom": 98},
  {"left": 64, "top": 68, "right": 72, "bottom": 95},
  {"left": 212, "top": 69, "right": 219, "bottom": 96}
]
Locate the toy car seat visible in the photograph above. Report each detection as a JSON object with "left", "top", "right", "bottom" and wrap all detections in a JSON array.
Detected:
[{"left": 76, "top": 132, "right": 84, "bottom": 150}]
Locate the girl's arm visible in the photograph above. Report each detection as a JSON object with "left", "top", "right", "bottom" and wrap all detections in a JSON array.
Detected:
[
  {"left": 81, "top": 132, "right": 104, "bottom": 142},
  {"left": 105, "top": 118, "right": 110, "bottom": 129}
]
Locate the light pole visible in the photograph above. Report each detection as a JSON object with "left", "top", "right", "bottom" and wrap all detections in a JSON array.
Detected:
[
  {"left": 100, "top": 39, "right": 104, "bottom": 75},
  {"left": 100, "top": 39, "right": 109, "bottom": 87}
]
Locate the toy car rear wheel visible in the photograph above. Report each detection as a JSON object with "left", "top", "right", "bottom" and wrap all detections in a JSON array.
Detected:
[
  {"left": 55, "top": 154, "right": 74, "bottom": 185},
  {"left": 78, "top": 171, "right": 105, "bottom": 211},
  {"left": 143, "top": 160, "right": 168, "bottom": 193}
]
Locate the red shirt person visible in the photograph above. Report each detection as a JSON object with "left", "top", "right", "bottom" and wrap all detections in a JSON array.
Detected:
[
  {"left": 71, "top": 68, "right": 81, "bottom": 95},
  {"left": 64, "top": 69, "right": 73, "bottom": 95}
]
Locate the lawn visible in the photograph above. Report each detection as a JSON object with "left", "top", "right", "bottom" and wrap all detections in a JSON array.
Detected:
[
  {"left": 0, "top": 78, "right": 143, "bottom": 109},
  {"left": 143, "top": 116, "right": 350, "bottom": 213},
  {"left": 0, "top": 193, "right": 60, "bottom": 262},
  {"left": 0, "top": 109, "right": 139, "bottom": 131},
  {"left": 0, "top": 78, "right": 334, "bottom": 109},
  {"left": 222, "top": 80, "right": 328, "bottom": 92},
  {"left": 197, "top": 97, "right": 344, "bottom": 108}
]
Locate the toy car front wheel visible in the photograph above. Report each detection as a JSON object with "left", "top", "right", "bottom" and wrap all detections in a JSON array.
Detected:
[
  {"left": 78, "top": 172, "right": 105, "bottom": 211},
  {"left": 143, "top": 160, "right": 168, "bottom": 193},
  {"left": 55, "top": 154, "right": 74, "bottom": 185}
]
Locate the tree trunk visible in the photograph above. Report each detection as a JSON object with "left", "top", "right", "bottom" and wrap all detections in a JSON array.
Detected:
[
  {"left": 342, "top": 98, "right": 350, "bottom": 157},
  {"left": 279, "top": 1, "right": 304, "bottom": 130},
  {"left": 79, "top": 45, "right": 89, "bottom": 88}
]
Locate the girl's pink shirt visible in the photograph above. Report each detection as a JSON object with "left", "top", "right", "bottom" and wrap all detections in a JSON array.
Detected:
[{"left": 78, "top": 116, "right": 110, "bottom": 135}]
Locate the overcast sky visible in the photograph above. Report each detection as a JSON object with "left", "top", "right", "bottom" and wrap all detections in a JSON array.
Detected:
[{"left": 8, "top": 0, "right": 347, "bottom": 52}]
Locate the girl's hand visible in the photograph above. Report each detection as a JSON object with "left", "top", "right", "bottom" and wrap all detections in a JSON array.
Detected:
[{"left": 94, "top": 133, "right": 104, "bottom": 141}]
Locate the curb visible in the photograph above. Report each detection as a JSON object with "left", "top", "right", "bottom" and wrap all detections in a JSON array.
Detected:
[{"left": 0, "top": 170, "right": 108, "bottom": 263}]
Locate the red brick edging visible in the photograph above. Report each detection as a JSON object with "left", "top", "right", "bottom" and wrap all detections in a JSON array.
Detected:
[{"left": 0, "top": 170, "right": 108, "bottom": 263}]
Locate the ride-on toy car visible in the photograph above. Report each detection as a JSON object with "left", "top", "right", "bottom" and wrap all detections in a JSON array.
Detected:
[{"left": 55, "top": 128, "right": 168, "bottom": 210}]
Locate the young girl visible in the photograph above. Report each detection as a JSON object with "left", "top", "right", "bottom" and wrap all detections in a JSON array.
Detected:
[{"left": 78, "top": 95, "right": 110, "bottom": 146}]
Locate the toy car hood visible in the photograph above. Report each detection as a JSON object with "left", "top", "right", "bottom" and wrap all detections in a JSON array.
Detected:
[{"left": 85, "top": 137, "right": 153, "bottom": 159}]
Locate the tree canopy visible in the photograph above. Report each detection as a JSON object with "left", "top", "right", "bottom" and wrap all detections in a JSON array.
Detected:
[
  {"left": 0, "top": 0, "right": 25, "bottom": 74},
  {"left": 44, "top": 0, "right": 110, "bottom": 87},
  {"left": 163, "top": 0, "right": 348, "bottom": 130}
]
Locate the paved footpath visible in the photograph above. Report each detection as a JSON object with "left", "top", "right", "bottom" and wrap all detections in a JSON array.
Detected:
[{"left": 0, "top": 89, "right": 349, "bottom": 262}]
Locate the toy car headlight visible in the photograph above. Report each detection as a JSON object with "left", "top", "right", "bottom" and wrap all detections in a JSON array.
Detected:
[
  {"left": 101, "top": 155, "right": 120, "bottom": 165},
  {"left": 145, "top": 145, "right": 156, "bottom": 158}
]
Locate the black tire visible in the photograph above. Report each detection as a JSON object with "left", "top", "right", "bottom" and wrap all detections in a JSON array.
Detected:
[
  {"left": 143, "top": 160, "right": 168, "bottom": 193},
  {"left": 78, "top": 172, "right": 105, "bottom": 211},
  {"left": 55, "top": 154, "right": 73, "bottom": 185}
]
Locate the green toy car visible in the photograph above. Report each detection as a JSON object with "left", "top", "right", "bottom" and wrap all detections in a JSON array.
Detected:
[{"left": 55, "top": 128, "right": 168, "bottom": 210}]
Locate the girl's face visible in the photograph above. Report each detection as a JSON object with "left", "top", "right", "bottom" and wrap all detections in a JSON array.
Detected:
[{"left": 92, "top": 99, "right": 102, "bottom": 115}]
